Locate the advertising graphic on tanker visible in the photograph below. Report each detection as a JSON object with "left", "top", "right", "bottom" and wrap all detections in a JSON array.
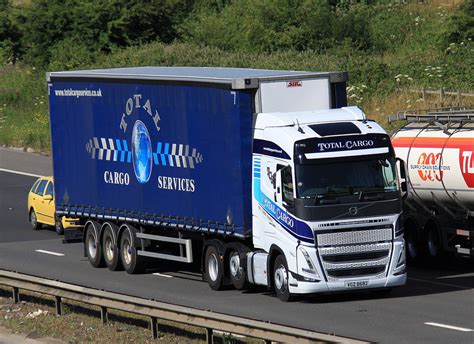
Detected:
[{"left": 392, "top": 135, "right": 474, "bottom": 189}]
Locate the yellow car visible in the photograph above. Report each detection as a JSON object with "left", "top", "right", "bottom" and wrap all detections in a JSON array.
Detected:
[{"left": 28, "top": 176, "right": 81, "bottom": 234}]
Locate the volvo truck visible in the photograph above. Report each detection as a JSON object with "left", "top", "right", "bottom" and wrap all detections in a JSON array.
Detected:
[
  {"left": 47, "top": 67, "right": 406, "bottom": 301},
  {"left": 391, "top": 109, "right": 474, "bottom": 260}
]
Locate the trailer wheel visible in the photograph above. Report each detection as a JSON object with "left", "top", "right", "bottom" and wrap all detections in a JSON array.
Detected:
[
  {"left": 404, "top": 225, "right": 420, "bottom": 263},
  {"left": 55, "top": 215, "right": 64, "bottom": 235},
  {"left": 273, "top": 255, "right": 292, "bottom": 302},
  {"left": 427, "top": 225, "right": 442, "bottom": 258},
  {"left": 29, "top": 209, "right": 40, "bottom": 231},
  {"left": 102, "top": 224, "right": 122, "bottom": 271},
  {"left": 229, "top": 250, "right": 248, "bottom": 290},
  {"left": 120, "top": 229, "right": 144, "bottom": 274},
  {"left": 85, "top": 223, "right": 105, "bottom": 268},
  {"left": 204, "top": 245, "right": 224, "bottom": 290}
]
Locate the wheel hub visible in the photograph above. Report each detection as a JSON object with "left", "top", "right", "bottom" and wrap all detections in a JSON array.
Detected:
[
  {"left": 105, "top": 237, "right": 114, "bottom": 261},
  {"left": 87, "top": 234, "right": 97, "bottom": 258},
  {"left": 123, "top": 240, "right": 132, "bottom": 265},
  {"left": 229, "top": 253, "right": 241, "bottom": 278},
  {"left": 274, "top": 265, "right": 288, "bottom": 291},
  {"left": 208, "top": 253, "right": 219, "bottom": 282}
]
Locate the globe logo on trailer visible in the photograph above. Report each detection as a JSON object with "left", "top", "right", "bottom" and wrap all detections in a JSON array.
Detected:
[{"left": 131, "top": 120, "right": 152, "bottom": 184}]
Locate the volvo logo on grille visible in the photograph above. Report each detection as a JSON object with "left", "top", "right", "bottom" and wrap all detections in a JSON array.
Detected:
[{"left": 349, "top": 207, "right": 358, "bottom": 216}]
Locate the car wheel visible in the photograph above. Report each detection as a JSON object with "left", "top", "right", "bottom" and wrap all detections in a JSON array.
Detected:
[
  {"left": 30, "top": 209, "right": 40, "bottom": 230},
  {"left": 55, "top": 215, "right": 64, "bottom": 235}
]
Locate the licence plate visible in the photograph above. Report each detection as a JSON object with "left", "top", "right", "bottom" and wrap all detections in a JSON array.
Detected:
[{"left": 345, "top": 280, "right": 369, "bottom": 288}]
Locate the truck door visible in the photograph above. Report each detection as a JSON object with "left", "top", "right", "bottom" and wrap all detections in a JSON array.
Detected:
[{"left": 277, "top": 164, "right": 295, "bottom": 214}]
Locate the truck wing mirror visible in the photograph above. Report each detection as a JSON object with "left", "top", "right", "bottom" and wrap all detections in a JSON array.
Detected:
[
  {"left": 396, "top": 157, "right": 406, "bottom": 179},
  {"left": 401, "top": 181, "right": 407, "bottom": 192}
]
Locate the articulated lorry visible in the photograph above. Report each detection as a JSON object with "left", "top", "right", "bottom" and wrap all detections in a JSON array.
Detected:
[
  {"left": 391, "top": 109, "right": 474, "bottom": 260},
  {"left": 47, "top": 67, "right": 406, "bottom": 301}
]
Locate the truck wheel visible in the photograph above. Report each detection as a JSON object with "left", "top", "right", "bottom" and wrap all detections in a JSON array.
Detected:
[
  {"left": 229, "top": 250, "right": 248, "bottom": 290},
  {"left": 102, "top": 225, "right": 122, "bottom": 271},
  {"left": 120, "top": 229, "right": 144, "bottom": 274},
  {"left": 204, "top": 245, "right": 224, "bottom": 290},
  {"left": 273, "top": 255, "right": 292, "bottom": 302},
  {"left": 29, "top": 209, "right": 40, "bottom": 230},
  {"left": 55, "top": 216, "right": 64, "bottom": 235},
  {"left": 85, "top": 224, "right": 105, "bottom": 268}
]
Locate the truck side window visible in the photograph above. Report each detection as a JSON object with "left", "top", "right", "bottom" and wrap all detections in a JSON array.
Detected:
[{"left": 281, "top": 166, "right": 294, "bottom": 211}]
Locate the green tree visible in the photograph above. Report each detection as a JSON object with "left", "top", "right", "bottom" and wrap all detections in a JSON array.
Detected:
[
  {"left": 0, "top": 0, "right": 23, "bottom": 64},
  {"left": 21, "top": 0, "right": 194, "bottom": 67}
]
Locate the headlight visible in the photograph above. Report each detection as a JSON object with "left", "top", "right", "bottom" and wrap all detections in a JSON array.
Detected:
[
  {"left": 395, "top": 216, "right": 404, "bottom": 238},
  {"left": 395, "top": 241, "right": 406, "bottom": 269},
  {"left": 299, "top": 247, "right": 320, "bottom": 278}
]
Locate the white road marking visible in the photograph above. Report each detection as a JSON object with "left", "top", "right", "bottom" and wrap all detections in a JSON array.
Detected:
[
  {"left": 425, "top": 322, "right": 473, "bottom": 332},
  {"left": 408, "top": 277, "right": 471, "bottom": 290},
  {"left": 35, "top": 250, "right": 65, "bottom": 257},
  {"left": 0, "top": 168, "right": 43, "bottom": 178},
  {"left": 438, "top": 272, "right": 474, "bottom": 280},
  {"left": 152, "top": 273, "right": 172, "bottom": 278}
]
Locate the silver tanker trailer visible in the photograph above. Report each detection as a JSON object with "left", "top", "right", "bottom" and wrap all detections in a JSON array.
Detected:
[{"left": 390, "top": 109, "right": 473, "bottom": 261}]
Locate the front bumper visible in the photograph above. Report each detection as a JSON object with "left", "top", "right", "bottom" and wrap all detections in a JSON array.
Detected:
[{"left": 289, "top": 239, "right": 406, "bottom": 294}]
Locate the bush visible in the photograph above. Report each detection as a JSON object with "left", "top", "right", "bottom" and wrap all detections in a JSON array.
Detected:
[{"left": 19, "top": 0, "right": 193, "bottom": 67}]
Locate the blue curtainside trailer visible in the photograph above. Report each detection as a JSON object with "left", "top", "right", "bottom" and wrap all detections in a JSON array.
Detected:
[{"left": 49, "top": 74, "right": 254, "bottom": 237}]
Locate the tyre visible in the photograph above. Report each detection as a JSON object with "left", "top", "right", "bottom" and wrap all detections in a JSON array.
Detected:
[
  {"left": 102, "top": 224, "right": 123, "bottom": 271},
  {"left": 273, "top": 255, "right": 292, "bottom": 302},
  {"left": 29, "top": 209, "right": 40, "bottom": 230},
  {"left": 85, "top": 223, "right": 105, "bottom": 268},
  {"left": 204, "top": 245, "right": 224, "bottom": 290},
  {"left": 405, "top": 226, "right": 420, "bottom": 263},
  {"left": 427, "top": 225, "right": 442, "bottom": 259},
  {"left": 228, "top": 248, "right": 248, "bottom": 290},
  {"left": 120, "top": 227, "right": 144, "bottom": 274},
  {"left": 55, "top": 215, "right": 64, "bottom": 235}
]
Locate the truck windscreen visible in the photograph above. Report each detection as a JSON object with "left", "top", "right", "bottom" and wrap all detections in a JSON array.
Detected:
[{"left": 295, "top": 155, "right": 399, "bottom": 199}]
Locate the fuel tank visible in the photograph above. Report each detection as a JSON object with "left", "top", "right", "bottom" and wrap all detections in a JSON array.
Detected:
[{"left": 392, "top": 122, "right": 474, "bottom": 210}]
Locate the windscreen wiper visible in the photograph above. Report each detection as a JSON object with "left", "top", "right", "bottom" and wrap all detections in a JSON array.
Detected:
[
  {"left": 358, "top": 189, "right": 384, "bottom": 201},
  {"left": 313, "top": 193, "right": 341, "bottom": 205}
]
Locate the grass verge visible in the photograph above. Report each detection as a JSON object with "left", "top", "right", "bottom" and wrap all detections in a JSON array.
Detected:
[{"left": 0, "top": 287, "right": 258, "bottom": 343}]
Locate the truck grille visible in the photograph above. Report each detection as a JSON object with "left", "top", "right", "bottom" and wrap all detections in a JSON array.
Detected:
[
  {"left": 317, "top": 227, "right": 393, "bottom": 282},
  {"left": 327, "top": 266, "right": 386, "bottom": 278},
  {"left": 318, "top": 227, "right": 392, "bottom": 246}
]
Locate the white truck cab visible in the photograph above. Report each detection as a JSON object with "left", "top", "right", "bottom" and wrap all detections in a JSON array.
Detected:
[{"left": 250, "top": 107, "right": 406, "bottom": 298}]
